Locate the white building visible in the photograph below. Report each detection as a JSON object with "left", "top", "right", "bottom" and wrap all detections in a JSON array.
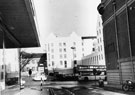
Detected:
[
  {"left": 77, "top": 15, "right": 106, "bottom": 66},
  {"left": 96, "top": 15, "right": 106, "bottom": 65},
  {"left": 0, "top": 49, "right": 19, "bottom": 90},
  {"left": 45, "top": 32, "right": 96, "bottom": 74}
]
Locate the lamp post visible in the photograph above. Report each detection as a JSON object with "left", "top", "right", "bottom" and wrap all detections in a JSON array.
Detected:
[{"left": 71, "top": 46, "right": 75, "bottom": 76}]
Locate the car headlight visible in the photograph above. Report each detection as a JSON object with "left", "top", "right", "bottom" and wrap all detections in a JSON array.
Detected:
[{"left": 128, "top": 81, "right": 132, "bottom": 84}]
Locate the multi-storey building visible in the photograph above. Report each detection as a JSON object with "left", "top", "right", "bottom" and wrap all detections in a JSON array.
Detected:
[
  {"left": 96, "top": 15, "right": 106, "bottom": 66},
  {"left": 98, "top": 0, "right": 135, "bottom": 85},
  {"left": 45, "top": 32, "right": 96, "bottom": 74},
  {"left": 78, "top": 15, "right": 106, "bottom": 66}
]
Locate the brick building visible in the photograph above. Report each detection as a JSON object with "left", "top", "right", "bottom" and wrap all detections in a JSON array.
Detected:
[{"left": 98, "top": 0, "right": 135, "bottom": 85}]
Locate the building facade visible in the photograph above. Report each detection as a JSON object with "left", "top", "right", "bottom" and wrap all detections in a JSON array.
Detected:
[
  {"left": 96, "top": 15, "right": 106, "bottom": 66},
  {"left": 98, "top": 0, "right": 135, "bottom": 85},
  {"left": 45, "top": 32, "right": 96, "bottom": 74},
  {"left": 0, "top": 49, "right": 19, "bottom": 90},
  {"left": 77, "top": 15, "right": 106, "bottom": 66}
]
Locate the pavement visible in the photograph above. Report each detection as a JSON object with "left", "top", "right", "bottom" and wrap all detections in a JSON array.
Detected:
[
  {"left": 14, "top": 87, "right": 49, "bottom": 95},
  {"left": 104, "top": 84, "right": 122, "bottom": 91},
  {"left": 1, "top": 81, "right": 134, "bottom": 95},
  {"left": 1, "top": 84, "right": 50, "bottom": 95}
]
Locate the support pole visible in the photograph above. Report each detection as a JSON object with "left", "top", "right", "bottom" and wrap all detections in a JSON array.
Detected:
[
  {"left": 2, "top": 27, "right": 6, "bottom": 92},
  {"left": 18, "top": 48, "right": 22, "bottom": 90},
  {"left": 125, "top": 0, "right": 134, "bottom": 80}
]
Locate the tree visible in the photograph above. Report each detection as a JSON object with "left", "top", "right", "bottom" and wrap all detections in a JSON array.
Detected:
[{"left": 20, "top": 51, "right": 34, "bottom": 71}]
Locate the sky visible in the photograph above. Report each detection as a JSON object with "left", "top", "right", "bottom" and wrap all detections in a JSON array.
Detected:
[{"left": 33, "top": 0, "right": 101, "bottom": 42}]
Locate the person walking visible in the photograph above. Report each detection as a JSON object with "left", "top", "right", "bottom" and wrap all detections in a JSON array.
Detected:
[{"left": 28, "top": 69, "right": 32, "bottom": 77}]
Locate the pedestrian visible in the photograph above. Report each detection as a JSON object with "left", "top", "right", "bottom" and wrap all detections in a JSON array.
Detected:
[
  {"left": 28, "top": 69, "right": 32, "bottom": 77},
  {"left": 98, "top": 77, "right": 104, "bottom": 87}
]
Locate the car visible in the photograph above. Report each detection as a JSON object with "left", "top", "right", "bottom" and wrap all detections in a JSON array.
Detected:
[
  {"left": 20, "top": 78, "right": 25, "bottom": 88},
  {"left": 33, "top": 72, "right": 47, "bottom": 81}
]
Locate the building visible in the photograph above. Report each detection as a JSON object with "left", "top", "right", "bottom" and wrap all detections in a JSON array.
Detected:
[
  {"left": 77, "top": 15, "right": 106, "bottom": 66},
  {"left": 98, "top": 0, "right": 135, "bottom": 85},
  {"left": 38, "top": 54, "right": 47, "bottom": 74},
  {"left": 96, "top": 15, "right": 106, "bottom": 66},
  {"left": 45, "top": 32, "right": 96, "bottom": 74},
  {"left": 0, "top": 0, "right": 40, "bottom": 90}
]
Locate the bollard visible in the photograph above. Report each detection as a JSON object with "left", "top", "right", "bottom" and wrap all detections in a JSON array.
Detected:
[
  {"left": 40, "top": 78, "right": 43, "bottom": 91},
  {"left": 0, "top": 85, "right": 1, "bottom": 95}
]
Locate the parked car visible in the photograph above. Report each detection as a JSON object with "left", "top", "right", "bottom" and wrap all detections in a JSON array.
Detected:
[
  {"left": 6, "top": 77, "right": 18, "bottom": 85},
  {"left": 21, "top": 78, "right": 25, "bottom": 88},
  {"left": 33, "top": 72, "right": 47, "bottom": 81}
]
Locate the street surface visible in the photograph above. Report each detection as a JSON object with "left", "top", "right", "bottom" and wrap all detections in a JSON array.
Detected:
[{"left": 21, "top": 76, "right": 135, "bottom": 95}]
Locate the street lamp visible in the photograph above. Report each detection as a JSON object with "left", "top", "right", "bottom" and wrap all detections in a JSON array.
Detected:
[{"left": 71, "top": 46, "right": 76, "bottom": 76}]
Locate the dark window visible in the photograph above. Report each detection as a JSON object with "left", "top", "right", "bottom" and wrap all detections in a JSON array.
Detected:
[
  {"left": 64, "top": 61, "right": 67, "bottom": 68},
  {"left": 1, "top": 72, "right": 3, "bottom": 80}
]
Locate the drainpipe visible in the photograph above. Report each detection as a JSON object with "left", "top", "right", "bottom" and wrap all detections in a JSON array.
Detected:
[
  {"left": 112, "top": 0, "right": 122, "bottom": 84},
  {"left": 125, "top": 0, "right": 134, "bottom": 80},
  {"left": 18, "top": 48, "right": 22, "bottom": 90},
  {"left": 2, "top": 29, "right": 6, "bottom": 91}
]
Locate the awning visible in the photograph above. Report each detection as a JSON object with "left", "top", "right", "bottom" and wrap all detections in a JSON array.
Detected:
[{"left": 0, "top": 0, "right": 40, "bottom": 48}]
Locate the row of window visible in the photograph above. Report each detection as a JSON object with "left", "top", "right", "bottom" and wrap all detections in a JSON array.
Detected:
[
  {"left": 51, "top": 53, "right": 77, "bottom": 59},
  {"left": 49, "top": 48, "right": 67, "bottom": 53},
  {"left": 97, "top": 37, "right": 102, "bottom": 43},
  {"left": 98, "top": 45, "right": 103, "bottom": 52},
  {"left": 91, "top": 54, "right": 104, "bottom": 62},
  {"left": 49, "top": 60, "right": 67, "bottom": 68},
  {"left": 47, "top": 42, "right": 78, "bottom": 51},
  {"left": 97, "top": 29, "right": 101, "bottom": 36}
]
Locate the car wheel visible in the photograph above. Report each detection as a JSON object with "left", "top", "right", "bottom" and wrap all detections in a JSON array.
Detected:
[{"left": 122, "top": 84, "right": 130, "bottom": 91}]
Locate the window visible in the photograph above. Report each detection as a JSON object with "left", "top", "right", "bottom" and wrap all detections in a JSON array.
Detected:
[
  {"left": 52, "top": 61, "right": 54, "bottom": 66},
  {"left": 64, "top": 61, "right": 67, "bottom": 68},
  {"left": 63, "top": 42, "right": 66, "bottom": 46},
  {"left": 98, "top": 46, "right": 100, "bottom": 52},
  {"left": 2, "top": 65, "right": 4, "bottom": 69},
  {"left": 100, "top": 38, "right": 102, "bottom": 42},
  {"left": 74, "top": 54, "right": 76, "bottom": 58},
  {"left": 101, "top": 45, "right": 102, "bottom": 51},
  {"left": 82, "top": 42, "right": 84, "bottom": 46},
  {"left": 101, "top": 54, "right": 103, "bottom": 59},
  {"left": 60, "top": 54, "right": 62, "bottom": 58},
  {"left": 59, "top": 43, "right": 62, "bottom": 46},
  {"left": 1, "top": 72, "right": 3, "bottom": 80},
  {"left": 99, "top": 55, "right": 100, "bottom": 60},
  {"left": 59, "top": 48, "right": 62, "bottom": 52},
  {"left": 60, "top": 61, "right": 63, "bottom": 65},
  {"left": 64, "top": 54, "right": 67, "bottom": 58},
  {"left": 98, "top": 39, "right": 99, "bottom": 43},
  {"left": 64, "top": 48, "right": 66, "bottom": 52},
  {"left": 82, "top": 48, "right": 84, "bottom": 51}
]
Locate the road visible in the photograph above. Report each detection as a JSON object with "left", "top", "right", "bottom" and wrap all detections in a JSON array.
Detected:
[{"left": 22, "top": 76, "right": 135, "bottom": 95}]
